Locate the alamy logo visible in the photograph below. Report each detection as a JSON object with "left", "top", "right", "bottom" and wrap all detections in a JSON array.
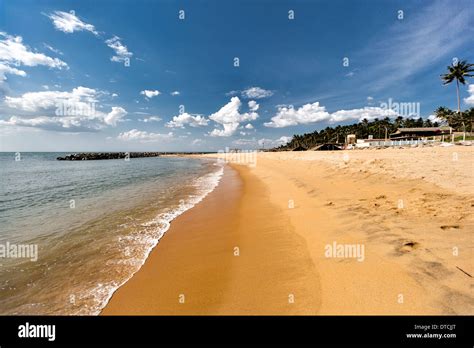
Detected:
[
  {"left": 18, "top": 322, "right": 56, "bottom": 341},
  {"left": 217, "top": 147, "right": 257, "bottom": 167},
  {"left": 325, "top": 242, "right": 365, "bottom": 262},
  {"left": 380, "top": 98, "right": 420, "bottom": 118},
  {"left": 0, "top": 242, "right": 38, "bottom": 262},
  {"left": 55, "top": 101, "right": 96, "bottom": 116}
]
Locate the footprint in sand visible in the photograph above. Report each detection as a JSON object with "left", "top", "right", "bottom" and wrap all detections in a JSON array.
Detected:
[
  {"left": 440, "top": 225, "right": 460, "bottom": 230},
  {"left": 399, "top": 241, "right": 420, "bottom": 253}
]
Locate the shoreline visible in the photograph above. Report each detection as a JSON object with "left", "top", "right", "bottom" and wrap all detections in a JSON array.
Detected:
[
  {"left": 102, "top": 164, "right": 321, "bottom": 314},
  {"left": 103, "top": 147, "right": 473, "bottom": 315}
]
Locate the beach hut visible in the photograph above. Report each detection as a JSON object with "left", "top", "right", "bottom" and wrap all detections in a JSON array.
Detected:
[{"left": 389, "top": 127, "right": 452, "bottom": 140}]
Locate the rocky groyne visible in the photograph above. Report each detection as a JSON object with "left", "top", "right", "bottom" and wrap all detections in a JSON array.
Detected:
[{"left": 56, "top": 152, "right": 162, "bottom": 160}]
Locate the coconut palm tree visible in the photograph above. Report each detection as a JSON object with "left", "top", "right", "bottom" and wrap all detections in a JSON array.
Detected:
[{"left": 441, "top": 60, "right": 474, "bottom": 113}]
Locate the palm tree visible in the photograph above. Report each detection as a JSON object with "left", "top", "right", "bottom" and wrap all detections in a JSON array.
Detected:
[{"left": 441, "top": 60, "right": 474, "bottom": 113}]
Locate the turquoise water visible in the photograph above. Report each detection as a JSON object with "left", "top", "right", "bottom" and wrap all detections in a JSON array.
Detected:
[{"left": 0, "top": 153, "right": 222, "bottom": 314}]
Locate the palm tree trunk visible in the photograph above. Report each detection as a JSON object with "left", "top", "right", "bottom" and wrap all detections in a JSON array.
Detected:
[{"left": 456, "top": 79, "right": 461, "bottom": 113}]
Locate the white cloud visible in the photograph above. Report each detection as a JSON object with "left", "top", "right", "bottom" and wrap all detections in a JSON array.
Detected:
[
  {"left": 427, "top": 114, "right": 446, "bottom": 124},
  {"left": 208, "top": 97, "right": 259, "bottom": 137},
  {"left": 111, "top": 93, "right": 118, "bottom": 97},
  {"left": 2, "top": 87, "right": 127, "bottom": 131},
  {"left": 244, "top": 123, "right": 254, "bottom": 129},
  {"left": 139, "top": 116, "right": 161, "bottom": 123},
  {"left": 232, "top": 138, "right": 258, "bottom": 147},
  {"left": 329, "top": 106, "right": 398, "bottom": 123},
  {"left": 117, "top": 129, "right": 173, "bottom": 142},
  {"left": 248, "top": 100, "right": 259, "bottom": 111},
  {"left": 43, "top": 43, "right": 63, "bottom": 55},
  {"left": 258, "top": 136, "right": 292, "bottom": 147},
  {"left": 464, "top": 84, "right": 474, "bottom": 106},
  {"left": 46, "top": 11, "right": 98, "bottom": 35},
  {"left": 4, "top": 86, "right": 98, "bottom": 112},
  {"left": 0, "top": 63, "right": 26, "bottom": 82},
  {"left": 361, "top": 1, "right": 474, "bottom": 90},
  {"left": 264, "top": 102, "right": 329, "bottom": 128},
  {"left": 170, "top": 91, "right": 180, "bottom": 96},
  {"left": 140, "top": 89, "right": 160, "bottom": 99},
  {"left": 105, "top": 36, "right": 133, "bottom": 63},
  {"left": 264, "top": 101, "right": 402, "bottom": 128},
  {"left": 241, "top": 87, "right": 273, "bottom": 99},
  {"left": 103, "top": 106, "right": 127, "bottom": 126},
  {"left": 0, "top": 115, "right": 103, "bottom": 132},
  {"left": 225, "top": 90, "right": 238, "bottom": 97},
  {"left": 0, "top": 32, "right": 68, "bottom": 82},
  {"left": 166, "top": 112, "right": 209, "bottom": 128},
  {"left": 231, "top": 136, "right": 291, "bottom": 148}
]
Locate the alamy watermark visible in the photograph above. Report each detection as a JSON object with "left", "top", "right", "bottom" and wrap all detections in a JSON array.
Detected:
[
  {"left": 217, "top": 147, "right": 257, "bottom": 167},
  {"left": 0, "top": 242, "right": 38, "bottom": 262},
  {"left": 380, "top": 98, "right": 420, "bottom": 118},
  {"left": 325, "top": 241, "right": 365, "bottom": 262},
  {"left": 55, "top": 101, "right": 96, "bottom": 117}
]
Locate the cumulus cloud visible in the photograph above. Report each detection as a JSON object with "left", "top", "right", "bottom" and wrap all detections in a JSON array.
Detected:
[
  {"left": 103, "top": 106, "right": 127, "bottom": 126},
  {"left": 0, "top": 115, "right": 105, "bottom": 132},
  {"left": 241, "top": 87, "right": 273, "bottom": 99},
  {"left": 264, "top": 102, "right": 329, "bottom": 128},
  {"left": 4, "top": 86, "right": 98, "bottom": 112},
  {"left": 208, "top": 97, "right": 259, "bottom": 137},
  {"left": 105, "top": 36, "right": 133, "bottom": 63},
  {"left": 265, "top": 101, "right": 401, "bottom": 128},
  {"left": 140, "top": 89, "right": 160, "bottom": 99},
  {"left": 2, "top": 86, "right": 127, "bottom": 131},
  {"left": 0, "top": 32, "right": 68, "bottom": 82},
  {"left": 166, "top": 113, "right": 209, "bottom": 128},
  {"left": 46, "top": 11, "right": 98, "bottom": 35},
  {"left": 117, "top": 129, "right": 173, "bottom": 142},
  {"left": 329, "top": 106, "right": 398, "bottom": 123},
  {"left": 170, "top": 91, "right": 180, "bottom": 96},
  {"left": 244, "top": 123, "right": 254, "bottom": 129},
  {"left": 464, "top": 84, "right": 474, "bottom": 106},
  {"left": 248, "top": 100, "right": 259, "bottom": 111}
]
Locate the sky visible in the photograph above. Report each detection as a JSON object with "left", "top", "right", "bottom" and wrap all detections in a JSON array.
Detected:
[{"left": 0, "top": 0, "right": 473, "bottom": 152}]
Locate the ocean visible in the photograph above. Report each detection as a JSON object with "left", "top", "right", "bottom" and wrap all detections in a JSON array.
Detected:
[{"left": 0, "top": 152, "right": 223, "bottom": 315}]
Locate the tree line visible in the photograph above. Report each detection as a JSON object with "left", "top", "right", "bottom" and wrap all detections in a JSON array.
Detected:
[{"left": 272, "top": 60, "right": 473, "bottom": 151}]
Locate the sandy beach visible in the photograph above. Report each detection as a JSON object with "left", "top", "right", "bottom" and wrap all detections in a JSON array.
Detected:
[{"left": 103, "top": 146, "right": 473, "bottom": 315}]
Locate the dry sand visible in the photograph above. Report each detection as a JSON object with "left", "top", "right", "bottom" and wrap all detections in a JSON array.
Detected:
[{"left": 103, "top": 146, "right": 473, "bottom": 315}]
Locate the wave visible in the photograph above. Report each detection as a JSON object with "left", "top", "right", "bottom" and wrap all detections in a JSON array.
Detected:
[{"left": 87, "top": 163, "right": 225, "bottom": 315}]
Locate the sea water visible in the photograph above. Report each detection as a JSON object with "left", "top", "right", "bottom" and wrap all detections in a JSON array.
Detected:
[{"left": 0, "top": 153, "right": 222, "bottom": 314}]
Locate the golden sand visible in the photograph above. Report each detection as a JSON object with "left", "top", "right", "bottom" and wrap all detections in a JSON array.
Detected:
[{"left": 103, "top": 146, "right": 473, "bottom": 314}]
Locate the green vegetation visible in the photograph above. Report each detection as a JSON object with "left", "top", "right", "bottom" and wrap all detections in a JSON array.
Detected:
[
  {"left": 273, "top": 116, "right": 437, "bottom": 151},
  {"left": 273, "top": 60, "right": 474, "bottom": 151},
  {"left": 434, "top": 107, "right": 473, "bottom": 133},
  {"left": 441, "top": 60, "right": 474, "bottom": 113}
]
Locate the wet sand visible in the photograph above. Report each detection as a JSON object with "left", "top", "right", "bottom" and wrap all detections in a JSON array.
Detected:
[
  {"left": 102, "top": 165, "right": 320, "bottom": 314},
  {"left": 103, "top": 147, "right": 473, "bottom": 314}
]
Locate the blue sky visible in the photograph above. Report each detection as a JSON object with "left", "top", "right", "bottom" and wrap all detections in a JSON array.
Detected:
[{"left": 1, "top": 0, "right": 473, "bottom": 151}]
